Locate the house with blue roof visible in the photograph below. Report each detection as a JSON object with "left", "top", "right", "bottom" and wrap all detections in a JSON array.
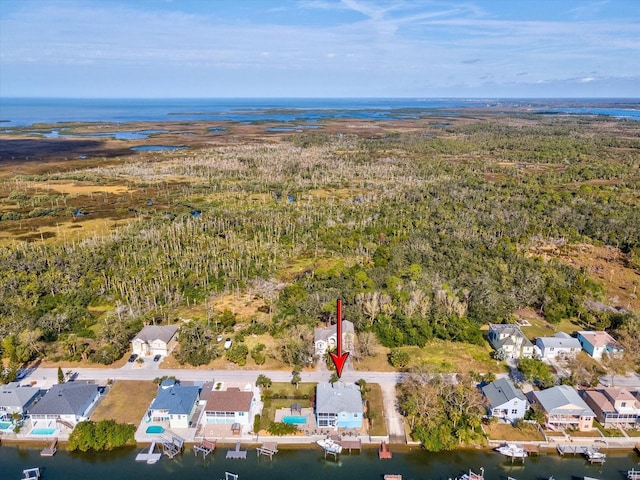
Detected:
[
  {"left": 481, "top": 377, "right": 528, "bottom": 423},
  {"left": 148, "top": 379, "right": 200, "bottom": 429},
  {"left": 532, "top": 385, "right": 595, "bottom": 432},
  {"left": 315, "top": 382, "right": 363, "bottom": 429}
]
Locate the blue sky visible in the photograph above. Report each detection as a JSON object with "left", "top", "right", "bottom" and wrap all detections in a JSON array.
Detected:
[{"left": 1, "top": 0, "right": 638, "bottom": 98}]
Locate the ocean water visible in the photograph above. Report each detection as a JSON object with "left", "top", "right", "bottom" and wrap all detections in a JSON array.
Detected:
[
  {"left": 1, "top": 98, "right": 638, "bottom": 127},
  {"left": 0, "top": 444, "right": 638, "bottom": 480}
]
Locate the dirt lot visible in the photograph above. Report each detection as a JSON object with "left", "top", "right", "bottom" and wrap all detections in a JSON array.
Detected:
[{"left": 91, "top": 380, "right": 157, "bottom": 425}]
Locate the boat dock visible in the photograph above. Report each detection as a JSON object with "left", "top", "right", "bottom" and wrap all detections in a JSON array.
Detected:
[
  {"left": 161, "top": 435, "right": 184, "bottom": 459},
  {"left": 628, "top": 468, "right": 640, "bottom": 480},
  {"left": 226, "top": 442, "right": 247, "bottom": 459},
  {"left": 256, "top": 442, "right": 278, "bottom": 460},
  {"left": 135, "top": 441, "right": 162, "bottom": 464},
  {"left": 583, "top": 447, "right": 606, "bottom": 464},
  {"left": 340, "top": 438, "right": 362, "bottom": 453},
  {"left": 22, "top": 468, "right": 41, "bottom": 479},
  {"left": 40, "top": 438, "right": 57, "bottom": 457},
  {"left": 193, "top": 439, "right": 216, "bottom": 458},
  {"left": 383, "top": 475, "right": 402, "bottom": 480},
  {"left": 378, "top": 441, "right": 392, "bottom": 459},
  {"left": 556, "top": 444, "right": 588, "bottom": 456}
]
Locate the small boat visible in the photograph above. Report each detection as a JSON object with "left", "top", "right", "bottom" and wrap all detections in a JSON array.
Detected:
[
  {"left": 584, "top": 448, "right": 606, "bottom": 462},
  {"left": 495, "top": 443, "right": 527, "bottom": 458},
  {"left": 22, "top": 468, "right": 40, "bottom": 480},
  {"left": 316, "top": 438, "right": 343, "bottom": 454}
]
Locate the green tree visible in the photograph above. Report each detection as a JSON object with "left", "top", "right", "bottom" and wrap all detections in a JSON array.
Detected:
[
  {"left": 57, "top": 366, "right": 65, "bottom": 384},
  {"left": 256, "top": 374, "right": 272, "bottom": 389}
]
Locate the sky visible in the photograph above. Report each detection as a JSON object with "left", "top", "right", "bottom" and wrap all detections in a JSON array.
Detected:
[{"left": 0, "top": 0, "right": 639, "bottom": 98}]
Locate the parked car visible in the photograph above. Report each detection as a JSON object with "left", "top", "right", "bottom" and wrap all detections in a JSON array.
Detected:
[
  {"left": 224, "top": 338, "right": 233, "bottom": 350},
  {"left": 153, "top": 354, "right": 161, "bottom": 362},
  {"left": 128, "top": 354, "right": 138, "bottom": 362},
  {"left": 217, "top": 334, "right": 224, "bottom": 343}
]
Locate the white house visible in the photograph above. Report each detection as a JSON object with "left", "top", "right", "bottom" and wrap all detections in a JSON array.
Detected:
[
  {"left": 147, "top": 379, "right": 200, "bottom": 429},
  {"left": 313, "top": 320, "right": 355, "bottom": 357},
  {"left": 131, "top": 324, "right": 179, "bottom": 357},
  {"left": 535, "top": 332, "right": 582, "bottom": 360},
  {"left": 28, "top": 383, "right": 101, "bottom": 431},
  {"left": 488, "top": 324, "right": 534, "bottom": 359},
  {"left": 203, "top": 387, "right": 256, "bottom": 427},
  {"left": 577, "top": 331, "right": 624, "bottom": 360},
  {"left": 481, "top": 377, "right": 528, "bottom": 423},
  {"left": 0, "top": 382, "right": 41, "bottom": 416}
]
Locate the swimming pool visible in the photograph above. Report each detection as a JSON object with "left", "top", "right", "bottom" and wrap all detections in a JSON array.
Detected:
[
  {"left": 282, "top": 415, "right": 307, "bottom": 425},
  {"left": 0, "top": 421, "right": 12, "bottom": 430},
  {"left": 31, "top": 428, "right": 56, "bottom": 435},
  {"left": 145, "top": 425, "right": 165, "bottom": 434}
]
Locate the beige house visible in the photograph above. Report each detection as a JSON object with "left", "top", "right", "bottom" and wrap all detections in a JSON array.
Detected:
[
  {"left": 203, "top": 387, "right": 256, "bottom": 426},
  {"left": 131, "top": 325, "right": 179, "bottom": 357},
  {"left": 314, "top": 320, "right": 355, "bottom": 357},
  {"left": 533, "top": 385, "right": 595, "bottom": 432},
  {"left": 582, "top": 387, "right": 640, "bottom": 429}
]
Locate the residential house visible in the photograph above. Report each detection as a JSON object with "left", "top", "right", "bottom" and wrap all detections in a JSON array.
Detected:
[
  {"left": 0, "top": 382, "right": 41, "bottom": 417},
  {"left": 28, "top": 383, "right": 100, "bottom": 430},
  {"left": 315, "top": 382, "right": 363, "bottom": 429},
  {"left": 581, "top": 387, "right": 640, "bottom": 429},
  {"left": 535, "top": 332, "right": 582, "bottom": 360},
  {"left": 131, "top": 324, "right": 179, "bottom": 357},
  {"left": 532, "top": 385, "right": 595, "bottom": 431},
  {"left": 314, "top": 320, "right": 355, "bottom": 357},
  {"left": 147, "top": 379, "right": 200, "bottom": 429},
  {"left": 488, "top": 324, "right": 534, "bottom": 359},
  {"left": 203, "top": 387, "right": 256, "bottom": 426},
  {"left": 577, "top": 331, "right": 624, "bottom": 360},
  {"left": 481, "top": 377, "right": 528, "bottom": 423}
]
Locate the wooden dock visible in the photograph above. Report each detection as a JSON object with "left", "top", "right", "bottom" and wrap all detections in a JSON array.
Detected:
[
  {"left": 226, "top": 442, "right": 247, "bottom": 459},
  {"left": 378, "top": 441, "right": 392, "bottom": 459},
  {"left": 194, "top": 439, "right": 216, "bottom": 458},
  {"left": 22, "top": 468, "right": 41, "bottom": 479},
  {"left": 556, "top": 444, "right": 588, "bottom": 456},
  {"left": 523, "top": 444, "right": 539, "bottom": 456},
  {"left": 40, "top": 438, "right": 57, "bottom": 457},
  {"left": 136, "top": 441, "right": 162, "bottom": 464},
  {"left": 383, "top": 475, "right": 402, "bottom": 480},
  {"left": 161, "top": 435, "right": 184, "bottom": 459},
  {"left": 256, "top": 442, "right": 278, "bottom": 460},
  {"left": 340, "top": 438, "right": 361, "bottom": 453},
  {"left": 628, "top": 468, "right": 640, "bottom": 480}
]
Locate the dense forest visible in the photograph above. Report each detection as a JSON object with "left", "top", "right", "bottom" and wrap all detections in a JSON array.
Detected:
[{"left": 0, "top": 117, "right": 638, "bottom": 370}]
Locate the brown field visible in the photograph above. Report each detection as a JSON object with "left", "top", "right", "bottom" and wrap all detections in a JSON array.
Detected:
[{"left": 91, "top": 380, "right": 158, "bottom": 425}]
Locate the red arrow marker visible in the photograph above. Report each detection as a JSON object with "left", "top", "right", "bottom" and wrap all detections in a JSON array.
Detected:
[{"left": 329, "top": 299, "right": 349, "bottom": 378}]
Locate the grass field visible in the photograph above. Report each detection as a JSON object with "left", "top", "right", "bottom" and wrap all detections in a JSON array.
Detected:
[
  {"left": 483, "top": 422, "right": 545, "bottom": 442},
  {"left": 365, "top": 383, "right": 387, "bottom": 436},
  {"left": 91, "top": 380, "right": 157, "bottom": 425}
]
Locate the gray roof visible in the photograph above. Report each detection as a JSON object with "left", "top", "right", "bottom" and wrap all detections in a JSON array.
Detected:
[
  {"left": 314, "top": 320, "right": 354, "bottom": 343},
  {"left": 29, "top": 383, "right": 99, "bottom": 416},
  {"left": 534, "top": 385, "right": 595, "bottom": 417},
  {"left": 134, "top": 325, "right": 179, "bottom": 344},
  {"left": 316, "top": 382, "right": 362, "bottom": 415},
  {"left": 150, "top": 384, "right": 200, "bottom": 415},
  {"left": 481, "top": 378, "right": 527, "bottom": 409},
  {"left": 536, "top": 334, "right": 581, "bottom": 350},
  {"left": 0, "top": 382, "right": 41, "bottom": 409}
]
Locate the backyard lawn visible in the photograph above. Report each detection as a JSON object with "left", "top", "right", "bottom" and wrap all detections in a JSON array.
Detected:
[
  {"left": 483, "top": 422, "right": 545, "bottom": 442},
  {"left": 91, "top": 380, "right": 158, "bottom": 425}
]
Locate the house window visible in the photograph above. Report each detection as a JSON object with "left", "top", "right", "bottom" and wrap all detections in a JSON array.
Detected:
[
  {"left": 621, "top": 402, "right": 626, "bottom": 407},
  {"left": 511, "top": 409, "right": 518, "bottom": 415},
  {"left": 239, "top": 412, "right": 244, "bottom": 416}
]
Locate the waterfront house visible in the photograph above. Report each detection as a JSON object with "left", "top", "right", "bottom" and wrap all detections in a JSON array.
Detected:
[
  {"left": 481, "top": 377, "right": 528, "bottom": 423},
  {"left": 488, "top": 323, "right": 534, "bottom": 359},
  {"left": 28, "top": 383, "right": 100, "bottom": 430},
  {"left": 203, "top": 387, "right": 256, "bottom": 426},
  {"left": 581, "top": 387, "right": 640, "bottom": 429},
  {"left": 315, "top": 382, "right": 363, "bottom": 429},
  {"left": 535, "top": 332, "right": 582, "bottom": 360},
  {"left": 0, "top": 382, "right": 41, "bottom": 417},
  {"left": 148, "top": 379, "right": 200, "bottom": 429},
  {"left": 577, "top": 330, "right": 624, "bottom": 360},
  {"left": 131, "top": 324, "right": 179, "bottom": 357},
  {"left": 314, "top": 319, "right": 355, "bottom": 357},
  {"left": 532, "top": 385, "right": 595, "bottom": 431}
]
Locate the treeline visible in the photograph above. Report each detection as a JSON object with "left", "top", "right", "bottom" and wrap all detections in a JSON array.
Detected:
[{"left": 0, "top": 118, "right": 638, "bottom": 366}]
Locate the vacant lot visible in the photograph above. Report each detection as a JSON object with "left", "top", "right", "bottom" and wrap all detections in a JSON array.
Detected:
[
  {"left": 91, "top": 380, "right": 157, "bottom": 425},
  {"left": 483, "top": 422, "right": 545, "bottom": 442}
]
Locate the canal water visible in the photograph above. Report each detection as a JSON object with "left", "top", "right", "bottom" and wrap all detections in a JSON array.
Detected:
[{"left": 1, "top": 444, "right": 639, "bottom": 480}]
